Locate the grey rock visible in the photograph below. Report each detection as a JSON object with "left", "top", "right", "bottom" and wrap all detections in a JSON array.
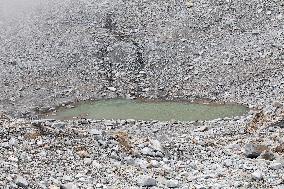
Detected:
[
  {"left": 149, "top": 139, "right": 163, "bottom": 152},
  {"left": 52, "top": 122, "right": 66, "bottom": 129},
  {"left": 15, "top": 176, "right": 29, "bottom": 188},
  {"left": 155, "top": 151, "right": 164, "bottom": 157},
  {"left": 138, "top": 176, "right": 157, "bottom": 187},
  {"left": 9, "top": 137, "right": 18, "bottom": 146},
  {"left": 1, "top": 142, "right": 9, "bottom": 148},
  {"left": 149, "top": 160, "right": 159, "bottom": 168},
  {"left": 195, "top": 126, "right": 208, "bottom": 132},
  {"left": 126, "top": 119, "right": 136, "bottom": 124},
  {"left": 31, "top": 120, "right": 43, "bottom": 126},
  {"left": 8, "top": 156, "right": 18, "bottom": 162},
  {"left": 135, "top": 158, "right": 148, "bottom": 169},
  {"left": 89, "top": 129, "right": 102, "bottom": 135},
  {"left": 244, "top": 143, "right": 268, "bottom": 158},
  {"left": 141, "top": 147, "right": 154, "bottom": 156},
  {"left": 110, "top": 151, "right": 121, "bottom": 161},
  {"left": 259, "top": 151, "right": 275, "bottom": 161},
  {"left": 223, "top": 159, "right": 233, "bottom": 167},
  {"left": 167, "top": 179, "right": 179, "bottom": 188},
  {"left": 62, "top": 175, "right": 73, "bottom": 182},
  {"left": 269, "top": 162, "right": 283, "bottom": 170}
]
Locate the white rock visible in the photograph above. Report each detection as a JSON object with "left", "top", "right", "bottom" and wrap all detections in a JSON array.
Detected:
[
  {"left": 149, "top": 160, "right": 159, "bottom": 168},
  {"left": 62, "top": 175, "right": 73, "bottom": 182},
  {"left": 167, "top": 179, "right": 179, "bottom": 188},
  {"left": 135, "top": 158, "right": 148, "bottom": 169},
  {"left": 84, "top": 158, "right": 92, "bottom": 165},
  {"left": 269, "top": 162, "right": 283, "bottom": 170},
  {"left": 9, "top": 137, "right": 18, "bottom": 146},
  {"left": 89, "top": 129, "right": 102, "bottom": 135},
  {"left": 92, "top": 160, "right": 103, "bottom": 169},
  {"left": 141, "top": 147, "right": 154, "bottom": 156},
  {"left": 223, "top": 159, "right": 233, "bottom": 167},
  {"left": 107, "top": 87, "right": 116, "bottom": 91},
  {"left": 126, "top": 119, "right": 136, "bottom": 123},
  {"left": 8, "top": 156, "right": 18, "bottom": 162},
  {"left": 138, "top": 176, "right": 157, "bottom": 187},
  {"left": 150, "top": 139, "right": 163, "bottom": 152},
  {"left": 252, "top": 171, "right": 263, "bottom": 180},
  {"left": 195, "top": 126, "right": 208, "bottom": 132}
]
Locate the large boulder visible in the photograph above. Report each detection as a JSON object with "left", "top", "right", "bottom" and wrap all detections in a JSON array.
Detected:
[{"left": 244, "top": 143, "right": 268, "bottom": 159}]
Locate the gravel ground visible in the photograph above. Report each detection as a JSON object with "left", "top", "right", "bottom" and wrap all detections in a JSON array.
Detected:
[
  {"left": 1, "top": 113, "right": 284, "bottom": 188},
  {"left": 0, "top": 0, "right": 284, "bottom": 188}
]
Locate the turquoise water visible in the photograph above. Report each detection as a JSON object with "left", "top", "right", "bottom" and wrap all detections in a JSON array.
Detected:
[{"left": 50, "top": 99, "right": 248, "bottom": 121}]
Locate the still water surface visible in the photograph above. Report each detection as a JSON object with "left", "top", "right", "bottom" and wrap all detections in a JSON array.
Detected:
[{"left": 50, "top": 99, "right": 248, "bottom": 121}]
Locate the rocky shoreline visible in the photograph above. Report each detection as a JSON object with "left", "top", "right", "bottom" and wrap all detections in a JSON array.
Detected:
[
  {"left": 1, "top": 0, "right": 284, "bottom": 188},
  {"left": 1, "top": 111, "right": 284, "bottom": 188}
]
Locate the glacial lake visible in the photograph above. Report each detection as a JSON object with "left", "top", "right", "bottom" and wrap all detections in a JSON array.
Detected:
[{"left": 49, "top": 99, "right": 249, "bottom": 121}]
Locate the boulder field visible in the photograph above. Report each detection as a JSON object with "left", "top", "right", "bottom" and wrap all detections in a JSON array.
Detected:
[{"left": 0, "top": 0, "right": 284, "bottom": 188}]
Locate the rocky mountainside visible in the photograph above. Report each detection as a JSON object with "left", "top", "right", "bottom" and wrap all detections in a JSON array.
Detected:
[
  {"left": 0, "top": 0, "right": 283, "bottom": 116},
  {"left": 0, "top": 0, "right": 284, "bottom": 188}
]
